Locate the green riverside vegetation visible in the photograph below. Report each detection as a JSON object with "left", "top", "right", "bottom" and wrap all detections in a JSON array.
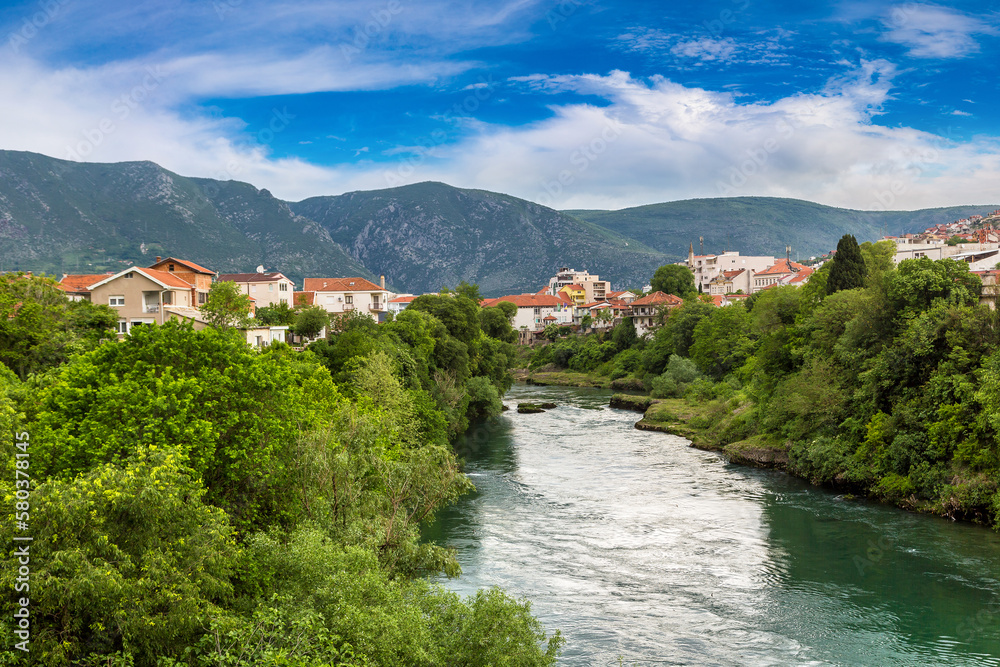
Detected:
[
  {"left": 0, "top": 275, "right": 562, "bottom": 665},
  {"left": 530, "top": 240, "right": 1000, "bottom": 528}
]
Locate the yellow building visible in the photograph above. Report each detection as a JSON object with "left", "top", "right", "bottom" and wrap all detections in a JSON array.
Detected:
[{"left": 558, "top": 283, "right": 587, "bottom": 306}]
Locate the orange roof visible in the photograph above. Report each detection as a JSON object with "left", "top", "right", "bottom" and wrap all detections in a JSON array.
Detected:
[
  {"left": 721, "top": 269, "right": 745, "bottom": 278},
  {"left": 535, "top": 286, "right": 550, "bottom": 295},
  {"left": 390, "top": 295, "right": 417, "bottom": 303},
  {"left": 786, "top": 266, "right": 814, "bottom": 284},
  {"left": 303, "top": 277, "right": 383, "bottom": 292},
  {"left": 148, "top": 257, "right": 216, "bottom": 275},
  {"left": 484, "top": 294, "right": 566, "bottom": 308},
  {"left": 561, "top": 283, "right": 585, "bottom": 291},
  {"left": 712, "top": 295, "right": 724, "bottom": 306},
  {"left": 58, "top": 273, "right": 111, "bottom": 293},
  {"left": 543, "top": 315, "right": 557, "bottom": 321},
  {"left": 756, "top": 258, "right": 809, "bottom": 276},
  {"left": 631, "top": 291, "right": 684, "bottom": 307},
  {"left": 143, "top": 268, "right": 196, "bottom": 289},
  {"left": 217, "top": 272, "right": 289, "bottom": 283},
  {"left": 294, "top": 291, "right": 315, "bottom": 306}
]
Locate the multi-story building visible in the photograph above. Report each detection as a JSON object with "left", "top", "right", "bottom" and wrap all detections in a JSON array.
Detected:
[
  {"left": 547, "top": 268, "right": 610, "bottom": 303},
  {"left": 482, "top": 293, "right": 573, "bottom": 341},
  {"left": 147, "top": 257, "right": 215, "bottom": 307},
  {"left": 57, "top": 273, "right": 113, "bottom": 301},
  {"left": 300, "top": 277, "right": 391, "bottom": 322},
  {"left": 217, "top": 272, "right": 295, "bottom": 308},
  {"left": 629, "top": 291, "right": 684, "bottom": 336},
  {"left": 685, "top": 247, "right": 775, "bottom": 293},
  {"left": 708, "top": 269, "right": 753, "bottom": 295},
  {"left": 87, "top": 266, "right": 204, "bottom": 335}
]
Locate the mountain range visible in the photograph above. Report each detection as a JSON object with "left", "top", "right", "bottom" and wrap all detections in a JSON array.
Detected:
[{"left": 1, "top": 150, "right": 996, "bottom": 296}]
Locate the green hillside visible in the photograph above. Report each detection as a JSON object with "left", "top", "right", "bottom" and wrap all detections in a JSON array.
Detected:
[
  {"left": 0, "top": 150, "right": 373, "bottom": 284},
  {"left": 567, "top": 197, "right": 1000, "bottom": 261},
  {"left": 290, "top": 182, "right": 668, "bottom": 295}
]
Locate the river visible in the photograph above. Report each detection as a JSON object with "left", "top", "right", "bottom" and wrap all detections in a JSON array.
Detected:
[{"left": 424, "top": 383, "right": 1000, "bottom": 666}]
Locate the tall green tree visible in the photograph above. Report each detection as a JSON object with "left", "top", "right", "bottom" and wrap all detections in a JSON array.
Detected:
[
  {"left": 294, "top": 305, "right": 331, "bottom": 339},
  {"left": 651, "top": 264, "right": 696, "bottom": 297},
  {"left": 200, "top": 280, "right": 253, "bottom": 331},
  {"left": 826, "top": 234, "right": 866, "bottom": 295}
]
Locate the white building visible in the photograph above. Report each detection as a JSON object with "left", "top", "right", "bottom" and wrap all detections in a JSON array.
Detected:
[
  {"left": 217, "top": 272, "right": 295, "bottom": 308},
  {"left": 300, "top": 277, "right": 391, "bottom": 322},
  {"left": 547, "top": 267, "right": 610, "bottom": 302},
  {"left": 482, "top": 293, "right": 573, "bottom": 334},
  {"left": 686, "top": 247, "right": 775, "bottom": 293}
]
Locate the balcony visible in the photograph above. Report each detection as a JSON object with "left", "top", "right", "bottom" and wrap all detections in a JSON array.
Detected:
[
  {"left": 370, "top": 303, "right": 385, "bottom": 311},
  {"left": 144, "top": 305, "right": 160, "bottom": 313}
]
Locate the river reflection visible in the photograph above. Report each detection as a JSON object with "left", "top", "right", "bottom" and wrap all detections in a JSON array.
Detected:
[{"left": 425, "top": 384, "right": 1000, "bottom": 666}]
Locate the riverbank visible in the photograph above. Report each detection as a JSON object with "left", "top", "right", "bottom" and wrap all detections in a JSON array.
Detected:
[
  {"left": 610, "top": 392, "right": 1000, "bottom": 527},
  {"left": 514, "top": 367, "right": 648, "bottom": 391}
]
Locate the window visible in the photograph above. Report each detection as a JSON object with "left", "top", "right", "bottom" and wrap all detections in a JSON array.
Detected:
[
  {"left": 345, "top": 295, "right": 354, "bottom": 304},
  {"left": 251, "top": 285, "right": 257, "bottom": 293},
  {"left": 123, "top": 272, "right": 133, "bottom": 279},
  {"left": 198, "top": 292, "right": 207, "bottom": 305},
  {"left": 534, "top": 307, "right": 540, "bottom": 315},
  {"left": 279, "top": 283, "right": 288, "bottom": 291},
  {"left": 115, "top": 320, "right": 127, "bottom": 334},
  {"left": 109, "top": 296, "right": 125, "bottom": 307},
  {"left": 168, "top": 264, "right": 175, "bottom": 271},
  {"left": 162, "top": 291, "right": 172, "bottom": 305},
  {"left": 268, "top": 284, "right": 274, "bottom": 292}
]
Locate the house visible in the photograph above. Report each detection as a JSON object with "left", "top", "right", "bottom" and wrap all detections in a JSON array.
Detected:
[
  {"left": 629, "top": 291, "right": 684, "bottom": 336},
  {"left": 585, "top": 299, "right": 631, "bottom": 329},
  {"left": 388, "top": 295, "right": 417, "bottom": 315},
  {"left": 57, "top": 273, "right": 113, "bottom": 301},
  {"left": 147, "top": 257, "right": 215, "bottom": 307},
  {"left": 88, "top": 266, "right": 206, "bottom": 335},
  {"left": 606, "top": 290, "right": 637, "bottom": 304},
  {"left": 547, "top": 268, "right": 610, "bottom": 302},
  {"left": 557, "top": 284, "right": 587, "bottom": 306},
  {"left": 708, "top": 269, "right": 752, "bottom": 296},
  {"left": 299, "top": 276, "right": 391, "bottom": 322},
  {"left": 481, "top": 293, "right": 573, "bottom": 342},
  {"left": 751, "top": 258, "right": 810, "bottom": 293},
  {"left": 217, "top": 272, "right": 295, "bottom": 308}
]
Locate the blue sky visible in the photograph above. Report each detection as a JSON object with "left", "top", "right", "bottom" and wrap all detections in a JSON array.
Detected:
[{"left": 1, "top": 0, "right": 998, "bottom": 209}]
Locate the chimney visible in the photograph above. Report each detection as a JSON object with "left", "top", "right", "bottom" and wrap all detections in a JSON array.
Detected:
[
  {"left": 155, "top": 256, "right": 161, "bottom": 262},
  {"left": 380, "top": 274, "right": 385, "bottom": 290}
]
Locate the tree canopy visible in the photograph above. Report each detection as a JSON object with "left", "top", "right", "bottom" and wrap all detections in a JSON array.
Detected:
[{"left": 651, "top": 264, "right": 696, "bottom": 297}]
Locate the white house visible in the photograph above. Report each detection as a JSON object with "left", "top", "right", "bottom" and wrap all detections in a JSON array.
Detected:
[
  {"left": 300, "top": 277, "right": 392, "bottom": 322},
  {"left": 217, "top": 272, "right": 295, "bottom": 308}
]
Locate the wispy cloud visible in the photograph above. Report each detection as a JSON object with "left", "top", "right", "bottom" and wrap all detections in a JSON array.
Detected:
[
  {"left": 616, "top": 27, "right": 788, "bottom": 66},
  {"left": 880, "top": 3, "right": 997, "bottom": 58}
]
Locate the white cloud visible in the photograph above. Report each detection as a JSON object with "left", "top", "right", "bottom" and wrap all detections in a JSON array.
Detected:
[
  {"left": 951, "top": 109, "right": 972, "bottom": 116},
  {"left": 2, "top": 51, "right": 999, "bottom": 211},
  {"left": 880, "top": 3, "right": 996, "bottom": 58},
  {"left": 670, "top": 37, "right": 738, "bottom": 62}
]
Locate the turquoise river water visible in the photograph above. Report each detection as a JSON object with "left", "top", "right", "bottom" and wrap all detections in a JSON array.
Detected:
[{"left": 424, "top": 383, "right": 1000, "bottom": 666}]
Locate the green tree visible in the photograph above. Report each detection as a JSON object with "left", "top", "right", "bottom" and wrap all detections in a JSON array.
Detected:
[
  {"left": 826, "top": 234, "right": 866, "bottom": 295},
  {"left": 651, "top": 264, "right": 696, "bottom": 297},
  {"left": 255, "top": 301, "right": 297, "bottom": 326},
  {"left": 690, "top": 304, "right": 754, "bottom": 379},
  {"left": 456, "top": 280, "right": 483, "bottom": 303},
  {"left": 0, "top": 273, "right": 117, "bottom": 379},
  {"left": 294, "top": 305, "right": 331, "bottom": 339},
  {"left": 201, "top": 280, "right": 253, "bottom": 331}
]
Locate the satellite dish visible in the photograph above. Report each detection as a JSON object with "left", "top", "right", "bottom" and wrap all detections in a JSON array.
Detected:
[{"left": 255, "top": 265, "right": 265, "bottom": 273}]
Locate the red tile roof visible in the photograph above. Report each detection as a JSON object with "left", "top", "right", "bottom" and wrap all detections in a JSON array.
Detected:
[
  {"left": 148, "top": 257, "right": 216, "bottom": 275},
  {"left": 293, "top": 291, "right": 315, "bottom": 306},
  {"left": 143, "top": 268, "right": 196, "bottom": 289},
  {"left": 631, "top": 291, "right": 684, "bottom": 307},
  {"left": 721, "top": 269, "right": 745, "bottom": 278},
  {"left": 756, "top": 258, "right": 809, "bottom": 276},
  {"left": 218, "top": 272, "right": 289, "bottom": 283},
  {"left": 483, "top": 294, "right": 566, "bottom": 308},
  {"left": 57, "top": 274, "right": 112, "bottom": 293},
  {"left": 303, "top": 277, "right": 383, "bottom": 292},
  {"left": 390, "top": 295, "right": 417, "bottom": 303}
]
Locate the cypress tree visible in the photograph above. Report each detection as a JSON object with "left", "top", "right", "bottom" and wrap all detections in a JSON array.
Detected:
[{"left": 826, "top": 234, "right": 866, "bottom": 294}]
